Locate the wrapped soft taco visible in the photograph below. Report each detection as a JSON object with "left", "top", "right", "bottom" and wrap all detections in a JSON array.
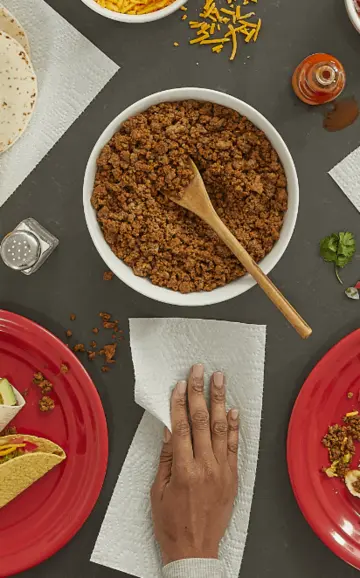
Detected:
[
  {"left": 0, "top": 378, "right": 26, "bottom": 433},
  {"left": 0, "top": 435, "right": 66, "bottom": 509}
]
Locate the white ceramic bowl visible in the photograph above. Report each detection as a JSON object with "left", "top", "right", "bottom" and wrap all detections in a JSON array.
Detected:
[
  {"left": 345, "top": 0, "right": 360, "bottom": 33},
  {"left": 83, "top": 88, "right": 299, "bottom": 307},
  {"left": 80, "top": 0, "right": 187, "bottom": 23}
]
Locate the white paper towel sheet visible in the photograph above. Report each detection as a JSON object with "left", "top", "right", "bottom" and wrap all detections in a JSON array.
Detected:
[
  {"left": 92, "top": 318, "right": 266, "bottom": 578},
  {"left": 329, "top": 146, "right": 360, "bottom": 212},
  {"left": 0, "top": 0, "right": 119, "bottom": 207}
]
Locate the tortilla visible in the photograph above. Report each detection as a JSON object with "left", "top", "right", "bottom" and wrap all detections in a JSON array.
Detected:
[
  {"left": 0, "top": 31, "right": 37, "bottom": 154},
  {"left": 0, "top": 6, "right": 30, "bottom": 54},
  {"left": 0, "top": 435, "right": 66, "bottom": 509}
]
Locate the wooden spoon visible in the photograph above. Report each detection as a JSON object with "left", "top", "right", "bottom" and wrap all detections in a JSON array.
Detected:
[{"left": 171, "top": 160, "right": 312, "bottom": 339}]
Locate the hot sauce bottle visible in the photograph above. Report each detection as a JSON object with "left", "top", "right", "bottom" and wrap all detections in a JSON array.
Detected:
[{"left": 292, "top": 53, "right": 346, "bottom": 105}]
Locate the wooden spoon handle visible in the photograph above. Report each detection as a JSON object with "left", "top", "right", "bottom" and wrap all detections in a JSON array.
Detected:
[{"left": 206, "top": 211, "right": 312, "bottom": 339}]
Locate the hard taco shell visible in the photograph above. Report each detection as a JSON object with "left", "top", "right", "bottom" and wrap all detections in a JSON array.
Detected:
[{"left": 0, "top": 435, "right": 66, "bottom": 509}]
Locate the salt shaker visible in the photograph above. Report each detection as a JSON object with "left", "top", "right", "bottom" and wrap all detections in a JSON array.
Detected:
[{"left": 0, "top": 218, "right": 59, "bottom": 275}]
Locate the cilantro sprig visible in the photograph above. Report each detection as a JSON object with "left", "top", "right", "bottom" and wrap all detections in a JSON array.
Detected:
[{"left": 320, "top": 232, "right": 356, "bottom": 284}]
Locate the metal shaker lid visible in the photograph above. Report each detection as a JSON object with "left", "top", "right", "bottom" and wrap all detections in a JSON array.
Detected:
[{"left": 0, "top": 230, "right": 41, "bottom": 271}]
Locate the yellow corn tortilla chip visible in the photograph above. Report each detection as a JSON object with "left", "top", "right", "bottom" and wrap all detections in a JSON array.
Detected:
[{"left": 0, "top": 435, "right": 66, "bottom": 509}]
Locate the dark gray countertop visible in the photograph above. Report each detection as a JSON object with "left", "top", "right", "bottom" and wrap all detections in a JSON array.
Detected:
[{"left": 1, "top": 0, "right": 360, "bottom": 576}]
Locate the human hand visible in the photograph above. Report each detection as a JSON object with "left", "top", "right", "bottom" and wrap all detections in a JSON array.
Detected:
[{"left": 151, "top": 364, "right": 239, "bottom": 565}]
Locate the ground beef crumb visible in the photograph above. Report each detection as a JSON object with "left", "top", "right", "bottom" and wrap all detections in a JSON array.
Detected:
[
  {"left": 101, "top": 365, "right": 110, "bottom": 373},
  {"left": 39, "top": 396, "right": 55, "bottom": 412},
  {"left": 65, "top": 330, "right": 73, "bottom": 338},
  {"left": 92, "top": 327, "right": 99, "bottom": 334},
  {"left": 33, "top": 372, "right": 44, "bottom": 384},
  {"left": 103, "top": 271, "right": 114, "bottom": 281},
  {"left": 92, "top": 100, "right": 288, "bottom": 293},
  {"left": 73, "top": 343, "right": 85, "bottom": 353},
  {"left": 90, "top": 340, "right": 97, "bottom": 348},
  {"left": 103, "top": 343, "right": 117, "bottom": 361},
  {"left": 60, "top": 363, "right": 69, "bottom": 374},
  {"left": 88, "top": 351, "right": 96, "bottom": 361},
  {"left": 100, "top": 312, "right": 111, "bottom": 322},
  {"left": 70, "top": 314, "right": 76, "bottom": 321},
  {"left": 0, "top": 425, "right": 17, "bottom": 436},
  {"left": 37, "top": 380, "right": 53, "bottom": 394},
  {"left": 348, "top": 392, "right": 354, "bottom": 399}
]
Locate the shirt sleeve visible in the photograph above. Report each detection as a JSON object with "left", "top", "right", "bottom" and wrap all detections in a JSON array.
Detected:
[{"left": 163, "top": 558, "right": 223, "bottom": 578}]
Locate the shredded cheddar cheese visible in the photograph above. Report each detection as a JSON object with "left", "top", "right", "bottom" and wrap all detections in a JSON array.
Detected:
[
  {"left": 182, "top": 0, "right": 262, "bottom": 61},
  {"left": 95, "top": 0, "right": 175, "bottom": 15}
]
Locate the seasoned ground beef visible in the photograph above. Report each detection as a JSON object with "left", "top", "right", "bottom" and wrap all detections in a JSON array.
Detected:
[
  {"left": 92, "top": 100, "right": 288, "bottom": 293},
  {"left": 322, "top": 414, "right": 360, "bottom": 479}
]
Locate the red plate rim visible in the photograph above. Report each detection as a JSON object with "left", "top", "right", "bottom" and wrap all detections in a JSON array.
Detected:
[
  {"left": 287, "top": 329, "right": 360, "bottom": 571},
  {"left": 0, "top": 309, "right": 109, "bottom": 576}
]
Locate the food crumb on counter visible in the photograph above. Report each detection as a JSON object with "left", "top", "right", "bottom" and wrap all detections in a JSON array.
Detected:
[
  {"left": 174, "top": 41, "right": 180, "bottom": 46},
  {"left": 90, "top": 340, "right": 97, "bottom": 348},
  {"left": 92, "top": 327, "right": 99, "bottom": 334},
  {"left": 101, "top": 365, "right": 110, "bottom": 373},
  {"left": 70, "top": 313, "right": 76, "bottom": 321},
  {"left": 88, "top": 351, "right": 96, "bottom": 361},
  {"left": 99, "top": 343, "right": 117, "bottom": 363},
  {"left": 103, "top": 270, "right": 114, "bottom": 281},
  {"left": 39, "top": 396, "right": 55, "bottom": 412},
  {"left": 65, "top": 329, "right": 72, "bottom": 338},
  {"left": 73, "top": 343, "right": 85, "bottom": 353},
  {"left": 99, "top": 312, "right": 111, "bottom": 322}
]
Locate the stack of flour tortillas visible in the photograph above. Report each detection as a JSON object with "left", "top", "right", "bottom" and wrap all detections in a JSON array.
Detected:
[{"left": 0, "top": 5, "right": 37, "bottom": 153}]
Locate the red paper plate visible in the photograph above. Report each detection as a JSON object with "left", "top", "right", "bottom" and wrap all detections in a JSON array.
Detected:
[
  {"left": 288, "top": 329, "right": 360, "bottom": 570},
  {"left": 0, "top": 310, "right": 108, "bottom": 577}
]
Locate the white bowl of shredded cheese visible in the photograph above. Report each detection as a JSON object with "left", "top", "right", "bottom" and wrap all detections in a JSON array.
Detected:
[
  {"left": 83, "top": 88, "right": 299, "bottom": 307},
  {"left": 80, "top": 0, "right": 187, "bottom": 23}
]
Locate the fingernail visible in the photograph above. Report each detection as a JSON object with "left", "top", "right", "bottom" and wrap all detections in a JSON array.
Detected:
[
  {"left": 163, "top": 427, "right": 171, "bottom": 443},
  {"left": 230, "top": 408, "right": 239, "bottom": 420},
  {"left": 213, "top": 371, "right": 223, "bottom": 388},
  {"left": 192, "top": 363, "right": 204, "bottom": 378},
  {"left": 176, "top": 380, "right": 187, "bottom": 394}
]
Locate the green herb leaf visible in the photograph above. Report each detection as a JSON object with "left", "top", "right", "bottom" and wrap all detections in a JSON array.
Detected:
[{"left": 320, "top": 232, "right": 356, "bottom": 284}]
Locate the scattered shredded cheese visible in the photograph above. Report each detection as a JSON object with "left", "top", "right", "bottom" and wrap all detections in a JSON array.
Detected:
[
  {"left": 228, "top": 24, "right": 237, "bottom": 60},
  {"left": 182, "top": 0, "right": 262, "bottom": 61}
]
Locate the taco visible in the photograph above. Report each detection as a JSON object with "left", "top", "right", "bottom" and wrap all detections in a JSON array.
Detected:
[{"left": 0, "top": 435, "right": 66, "bottom": 509}]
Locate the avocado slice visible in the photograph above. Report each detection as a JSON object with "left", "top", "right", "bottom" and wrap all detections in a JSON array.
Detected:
[{"left": 0, "top": 378, "right": 17, "bottom": 406}]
